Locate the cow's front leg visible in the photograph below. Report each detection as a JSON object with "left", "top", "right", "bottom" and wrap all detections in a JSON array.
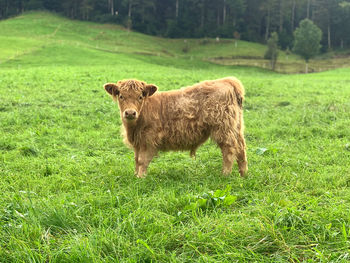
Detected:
[{"left": 137, "top": 147, "right": 157, "bottom": 178}]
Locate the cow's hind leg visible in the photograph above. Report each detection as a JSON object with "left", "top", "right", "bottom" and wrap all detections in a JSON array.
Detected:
[
  {"left": 235, "top": 112, "right": 248, "bottom": 177},
  {"left": 236, "top": 136, "right": 248, "bottom": 177},
  {"left": 212, "top": 124, "right": 247, "bottom": 176},
  {"left": 219, "top": 143, "right": 236, "bottom": 175},
  {"left": 211, "top": 127, "right": 236, "bottom": 175}
]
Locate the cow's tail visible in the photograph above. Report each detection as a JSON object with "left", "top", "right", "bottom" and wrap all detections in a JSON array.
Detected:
[{"left": 227, "top": 77, "right": 245, "bottom": 108}]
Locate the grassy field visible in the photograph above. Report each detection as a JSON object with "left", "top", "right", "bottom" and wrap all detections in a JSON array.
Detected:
[{"left": 1, "top": 12, "right": 350, "bottom": 262}]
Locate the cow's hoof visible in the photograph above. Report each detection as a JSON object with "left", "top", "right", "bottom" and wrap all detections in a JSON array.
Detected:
[
  {"left": 239, "top": 171, "right": 248, "bottom": 178},
  {"left": 222, "top": 170, "right": 231, "bottom": 176}
]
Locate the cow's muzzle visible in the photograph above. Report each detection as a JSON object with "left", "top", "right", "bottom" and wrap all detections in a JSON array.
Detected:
[{"left": 123, "top": 109, "right": 137, "bottom": 120}]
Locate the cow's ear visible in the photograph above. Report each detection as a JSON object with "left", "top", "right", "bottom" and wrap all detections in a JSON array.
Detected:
[
  {"left": 104, "top": 83, "right": 120, "bottom": 98},
  {"left": 143, "top": 84, "right": 158, "bottom": 97}
]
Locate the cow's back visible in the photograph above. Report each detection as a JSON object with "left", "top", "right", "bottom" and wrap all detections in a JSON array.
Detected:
[{"left": 144, "top": 78, "right": 241, "bottom": 151}]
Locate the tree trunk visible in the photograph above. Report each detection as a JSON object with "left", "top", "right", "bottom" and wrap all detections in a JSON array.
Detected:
[
  {"left": 17, "top": 0, "right": 22, "bottom": 13},
  {"left": 127, "top": 0, "right": 132, "bottom": 31},
  {"left": 307, "top": 0, "right": 310, "bottom": 19},
  {"left": 111, "top": 0, "right": 114, "bottom": 15},
  {"left": 5, "top": 0, "right": 9, "bottom": 17},
  {"left": 291, "top": 0, "right": 295, "bottom": 32},
  {"left": 175, "top": 0, "right": 179, "bottom": 19},
  {"left": 265, "top": 6, "right": 270, "bottom": 41},
  {"left": 223, "top": 0, "right": 226, "bottom": 24},
  {"left": 201, "top": 0, "right": 205, "bottom": 28},
  {"left": 128, "top": 0, "right": 132, "bottom": 17},
  {"left": 217, "top": 5, "right": 220, "bottom": 27},
  {"left": 279, "top": 0, "right": 283, "bottom": 33},
  {"left": 327, "top": 24, "right": 331, "bottom": 50},
  {"left": 305, "top": 62, "right": 308, "bottom": 74}
]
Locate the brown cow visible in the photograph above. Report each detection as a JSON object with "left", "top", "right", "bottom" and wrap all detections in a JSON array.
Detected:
[{"left": 104, "top": 77, "right": 247, "bottom": 178}]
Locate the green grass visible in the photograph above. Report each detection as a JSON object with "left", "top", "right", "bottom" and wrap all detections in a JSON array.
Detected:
[{"left": 1, "top": 11, "right": 350, "bottom": 262}]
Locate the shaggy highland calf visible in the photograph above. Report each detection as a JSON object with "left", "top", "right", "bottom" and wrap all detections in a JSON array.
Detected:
[{"left": 104, "top": 77, "right": 247, "bottom": 178}]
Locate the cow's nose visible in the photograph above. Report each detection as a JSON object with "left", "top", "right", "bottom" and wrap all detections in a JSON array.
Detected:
[{"left": 124, "top": 109, "right": 137, "bottom": 120}]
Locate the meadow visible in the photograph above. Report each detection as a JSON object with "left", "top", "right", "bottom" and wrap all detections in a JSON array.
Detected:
[{"left": 1, "top": 12, "right": 350, "bottom": 262}]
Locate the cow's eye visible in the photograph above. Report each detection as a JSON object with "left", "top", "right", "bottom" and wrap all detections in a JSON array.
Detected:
[
  {"left": 139, "top": 96, "right": 143, "bottom": 100},
  {"left": 119, "top": 95, "right": 123, "bottom": 100}
]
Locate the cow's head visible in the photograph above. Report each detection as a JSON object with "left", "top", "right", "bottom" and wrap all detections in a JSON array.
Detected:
[{"left": 104, "top": 79, "right": 158, "bottom": 123}]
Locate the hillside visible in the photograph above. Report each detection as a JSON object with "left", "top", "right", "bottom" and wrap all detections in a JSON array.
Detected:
[
  {"left": 0, "top": 12, "right": 263, "bottom": 65},
  {"left": 1, "top": 12, "right": 350, "bottom": 73}
]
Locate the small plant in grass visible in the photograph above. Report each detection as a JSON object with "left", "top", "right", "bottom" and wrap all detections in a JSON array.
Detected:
[
  {"left": 256, "top": 147, "right": 279, "bottom": 156},
  {"left": 185, "top": 185, "right": 237, "bottom": 211}
]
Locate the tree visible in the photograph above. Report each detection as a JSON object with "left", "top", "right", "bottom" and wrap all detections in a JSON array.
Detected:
[
  {"left": 264, "top": 32, "right": 279, "bottom": 70},
  {"left": 293, "top": 19, "right": 322, "bottom": 73},
  {"left": 108, "top": 0, "right": 114, "bottom": 15},
  {"left": 338, "top": 1, "right": 350, "bottom": 48},
  {"left": 313, "top": 0, "right": 340, "bottom": 50},
  {"left": 262, "top": 0, "right": 280, "bottom": 41}
]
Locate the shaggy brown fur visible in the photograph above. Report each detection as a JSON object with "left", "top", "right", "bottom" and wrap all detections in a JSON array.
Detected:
[{"left": 104, "top": 77, "right": 247, "bottom": 178}]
